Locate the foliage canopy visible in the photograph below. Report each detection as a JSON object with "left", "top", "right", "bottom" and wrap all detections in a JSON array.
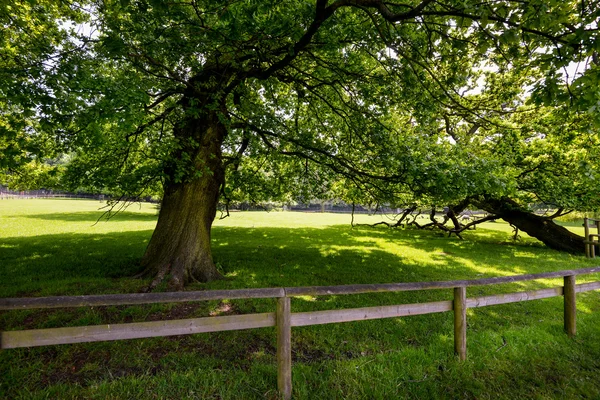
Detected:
[
  {"left": 1, "top": 1, "right": 598, "bottom": 201},
  {"left": 1, "top": 0, "right": 599, "bottom": 284}
]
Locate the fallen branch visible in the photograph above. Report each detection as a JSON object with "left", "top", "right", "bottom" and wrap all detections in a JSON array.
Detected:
[{"left": 352, "top": 205, "right": 417, "bottom": 228}]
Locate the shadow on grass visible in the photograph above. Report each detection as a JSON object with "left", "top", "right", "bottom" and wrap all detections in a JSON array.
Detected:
[
  {"left": 0, "top": 230, "right": 153, "bottom": 297},
  {"left": 211, "top": 224, "right": 586, "bottom": 285},
  {"left": 1, "top": 222, "right": 593, "bottom": 299}
]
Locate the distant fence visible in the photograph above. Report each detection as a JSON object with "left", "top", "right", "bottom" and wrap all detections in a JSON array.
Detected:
[
  {"left": 2, "top": 267, "right": 600, "bottom": 399},
  {"left": 0, "top": 189, "right": 106, "bottom": 201},
  {"left": 0, "top": 189, "right": 159, "bottom": 203},
  {"left": 584, "top": 218, "right": 600, "bottom": 258}
]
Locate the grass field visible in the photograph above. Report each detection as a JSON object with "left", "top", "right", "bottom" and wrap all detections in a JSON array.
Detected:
[{"left": 1, "top": 199, "right": 600, "bottom": 399}]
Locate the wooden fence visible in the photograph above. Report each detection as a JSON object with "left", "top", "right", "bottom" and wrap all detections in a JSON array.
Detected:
[
  {"left": 584, "top": 218, "right": 600, "bottom": 258},
  {"left": 2, "top": 266, "right": 600, "bottom": 399}
]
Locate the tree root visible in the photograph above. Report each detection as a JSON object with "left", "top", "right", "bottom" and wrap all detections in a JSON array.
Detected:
[{"left": 141, "top": 264, "right": 172, "bottom": 293}]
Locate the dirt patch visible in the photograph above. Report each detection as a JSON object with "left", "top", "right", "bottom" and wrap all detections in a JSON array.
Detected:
[
  {"left": 19, "top": 309, "right": 56, "bottom": 329},
  {"left": 146, "top": 302, "right": 208, "bottom": 321}
]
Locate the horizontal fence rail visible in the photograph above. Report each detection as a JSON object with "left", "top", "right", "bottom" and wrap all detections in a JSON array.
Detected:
[
  {"left": 0, "top": 288, "right": 286, "bottom": 310},
  {"left": 2, "top": 267, "right": 600, "bottom": 399},
  {"left": 2, "top": 266, "right": 600, "bottom": 311},
  {"left": 1, "top": 313, "right": 277, "bottom": 349}
]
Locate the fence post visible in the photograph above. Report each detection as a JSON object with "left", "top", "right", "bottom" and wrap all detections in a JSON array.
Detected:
[
  {"left": 584, "top": 218, "right": 591, "bottom": 258},
  {"left": 277, "top": 296, "right": 292, "bottom": 399},
  {"left": 596, "top": 221, "right": 600, "bottom": 258},
  {"left": 453, "top": 286, "right": 467, "bottom": 361},
  {"left": 564, "top": 275, "right": 576, "bottom": 337}
]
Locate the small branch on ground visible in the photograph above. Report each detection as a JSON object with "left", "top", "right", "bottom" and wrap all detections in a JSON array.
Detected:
[
  {"left": 407, "top": 207, "right": 500, "bottom": 239},
  {"left": 352, "top": 204, "right": 417, "bottom": 228}
]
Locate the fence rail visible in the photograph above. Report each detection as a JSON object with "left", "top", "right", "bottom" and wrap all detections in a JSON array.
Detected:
[{"left": 2, "top": 266, "right": 600, "bottom": 399}]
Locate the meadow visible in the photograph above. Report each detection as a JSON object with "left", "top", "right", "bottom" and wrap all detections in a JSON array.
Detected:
[{"left": 1, "top": 199, "right": 600, "bottom": 399}]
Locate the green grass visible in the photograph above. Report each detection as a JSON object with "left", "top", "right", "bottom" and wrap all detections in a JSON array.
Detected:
[{"left": 1, "top": 199, "right": 600, "bottom": 399}]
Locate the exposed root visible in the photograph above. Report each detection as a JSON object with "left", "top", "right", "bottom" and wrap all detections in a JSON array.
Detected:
[
  {"left": 141, "top": 264, "right": 171, "bottom": 293},
  {"left": 132, "top": 270, "right": 146, "bottom": 279},
  {"left": 140, "top": 258, "right": 225, "bottom": 293}
]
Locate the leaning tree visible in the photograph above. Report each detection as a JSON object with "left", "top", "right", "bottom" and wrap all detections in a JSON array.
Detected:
[
  {"left": 357, "top": 104, "right": 600, "bottom": 253},
  {"left": 2, "top": 0, "right": 599, "bottom": 288},
  {"left": 468, "top": 106, "right": 600, "bottom": 253}
]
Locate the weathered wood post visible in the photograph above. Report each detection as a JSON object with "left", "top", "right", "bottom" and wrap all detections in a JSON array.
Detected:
[
  {"left": 564, "top": 275, "right": 576, "bottom": 337},
  {"left": 277, "top": 296, "right": 292, "bottom": 399},
  {"left": 453, "top": 287, "right": 467, "bottom": 360},
  {"left": 584, "top": 218, "right": 592, "bottom": 258},
  {"left": 596, "top": 220, "right": 600, "bottom": 258}
]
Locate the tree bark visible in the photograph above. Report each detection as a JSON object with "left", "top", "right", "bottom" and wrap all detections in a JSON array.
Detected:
[
  {"left": 477, "top": 197, "right": 584, "bottom": 254},
  {"left": 140, "top": 107, "right": 226, "bottom": 290}
]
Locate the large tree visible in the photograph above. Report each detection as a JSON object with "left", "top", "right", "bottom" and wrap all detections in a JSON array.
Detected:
[
  {"left": 2, "top": 0, "right": 599, "bottom": 288},
  {"left": 375, "top": 104, "right": 600, "bottom": 253}
]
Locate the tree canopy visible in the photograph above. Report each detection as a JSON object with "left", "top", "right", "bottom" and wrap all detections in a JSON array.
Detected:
[{"left": 2, "top": 0, "right": 599, "bottom": 288}]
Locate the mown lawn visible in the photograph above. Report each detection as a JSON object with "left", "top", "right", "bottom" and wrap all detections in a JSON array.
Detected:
[{"left": 1, "top": 199, "right": 599, "bottom": 399}]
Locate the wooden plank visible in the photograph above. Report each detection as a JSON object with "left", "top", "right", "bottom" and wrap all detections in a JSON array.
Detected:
[
  {"left": 3, "top": 267, "right": 600, "bottom": 312},
  {"left": 290, "top": 301, "right": 453, "bottom": 327},
  {"left": 284, "top": 267, "right": 600, "bottom": 297},
  {"left": 0, "top": 313, "right": 276, "bottom": 349},
  {"left": 466, "top": 287, "right": 563, "bottom": 308},
  {"left": 575, "top": 281, "right": 600, "bottom": 293},
  {"left": 454, "top": 287, "right": 467, "bottom": 361},
  {"left": 0, "top": 288, "right": 286, "bottom": 310},
  {"left": 466, "top": 282, "right": 600, "bottom": 308},
  {"left": 564, "top": 276, "right": 576, "bottom": 337},
  {"left": 277, "top": 297, "right": 292, "bottom": 400}
]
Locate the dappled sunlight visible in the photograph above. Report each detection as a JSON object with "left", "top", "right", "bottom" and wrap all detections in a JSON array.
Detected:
[
  {"left": 296, "top": 295, "right": 318, "bottom": 302},
  {"left": 578, "top": 303, "right": 593, "bottom": 314},
  {"left": 26, "top": 253, "right": 52, "bottom": 260},
  {"left": 510, "top": 250, "right": 539, "bottom": 259},
  {"left": 316, "top": 245, "right": 375, "bottom": 258}
]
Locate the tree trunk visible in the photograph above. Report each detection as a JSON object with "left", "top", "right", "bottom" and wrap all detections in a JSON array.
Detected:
[
  {"left": 140, "top": 108, "right": 226, "bottom": 290},
  {"left": 478, "top": 197, "right": 584, "bottom": 254}
]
